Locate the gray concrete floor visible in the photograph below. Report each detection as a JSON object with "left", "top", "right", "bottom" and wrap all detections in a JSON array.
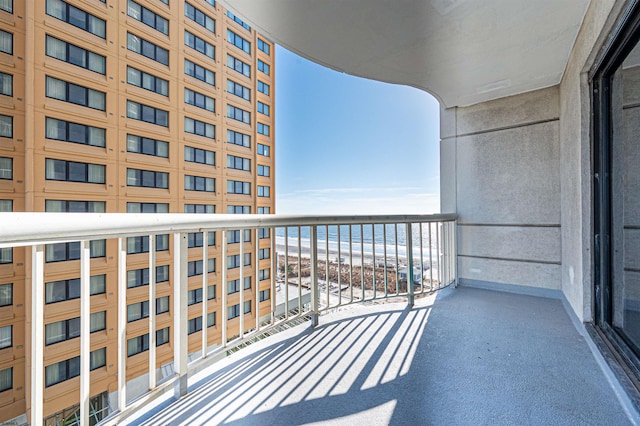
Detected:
[{"left": 127, "top": 286, "right": 633, "bottom": 425}]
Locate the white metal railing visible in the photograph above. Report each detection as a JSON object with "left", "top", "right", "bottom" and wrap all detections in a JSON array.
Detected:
[{"left": 0, "top": 212, "right": 457, "bottom": 425}]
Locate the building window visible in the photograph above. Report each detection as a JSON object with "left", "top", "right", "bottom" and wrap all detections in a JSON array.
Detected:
[
  {"left": 0, "top": 72, "right": 12, "bottom": 96},
  {"left": 207, "top": 312, "right": 216, "bottom": 327},
  {"left": 188, "top": 288, "right": 202, "bottom": 305},
  {"left": 127, "top": 235, "right": 169, "bottom": 254},
  {"left": 91, "top": 348, "right": 106, "bottom": 370},
  {"left": 227, "top": 104, "right": 250, "bottom": 124},
  {"left": 227, "top": 180, "right": 250, "bottom": 195},
  {"left": 185, "top": 146, "right": 214, "bottom": 166},
  {"left": 46, "top": 0, "right": 106, "bottom": 38},
  {"left": 157, "top": 327, "right": 170, "bottom": 346},
  {"left": 128, "top": 0, "right": 169, "bottom": 35},
  {"left": 91, "top": 311, "right": 106, "bottom": 332},
  {"left": 0, "top": 30, "right": 11, "bottom": 55},
  {"left": 185, "top": 3, "right": 215, "bottom": 33},
  {"left": 0, "top": 368, "right": 11, "bottom": 392},
  {"left": 185, "top": 31, "right": 215, "bottom": 60},
  {"left": 127, "top": 301, "right": 149, "bottom": 322},
  {"left": 185, "top": 175, "right": 215, "bottom": 192},
  {"left": 185, "top": 204, "right": 215, "bottom": 214},
  {"left": 127, "top": 100, "right": 168, "bottom": 127},
  {"left": 46, "top": 117, "right": 106, "bottom": 148},
  {"left": 227, "top": 129, "right": 250, "bottom": 148},
  {"left": 45, "top": 200, "right": 105, "bottom": 212},
  {"left": 226, "top": 54, "right": 250, "bottom": 77},
  {"left": 227, "top": 29, "right": 250, "bottom": 53},
  {"left": 226, "top": 277, "right": 250, "bottom": 294},
  {"left": 259, "top": 268, "right": 270, "bottom": 281},
  {"left": 258, "top": 123, "right": 270, "bottom": 136},
  {"left": 45, "top": 159, "right": 105, "bottom": 184},
  {"left": 0, "top": 115, "right": 11, "bottom": 138},
  {"left": 227, "top": 155, "right": 250, "bottom": 171},
  {"left": 188, "top": 316, "right": 202, "bottom": 334},
  {"left": 259, "top": 248, "right": 270, "bottom": 260},
  {"left": 45, "top": 35, "right": 106, "bottom": 74},
  {"left": 258, "top": 59, "right": 270, "bottom": 76},
  {"left": 204, "top": 0, "right": 215, "bottom": 7},
  {"left": 127, "top": 67, "right": 168, "bottom": 96},
  {"left": 257, "top": 81, "right": 270, "bottom": 96},
  {"left": 187, "top": 232, "right": 215, "bottom": 248},
  {"left": 227, "top": 302, "right": 251, "bottom": 319},
  {"left": 127, "top": 334, "right": 149, "bottom": 356},
  {"left": 0, "top": 157, "right": 11, "bottom": 180},
  {"left": 258, "top": 227, "right": 270, "bottom": 238},
  {"left": 257, "top": 186, "right": 270, "bottom": 197},
  {"left": 45, "top": 241, "right": 105, "bottom": 263},
  {"left": 0, "top": 283, "right": 12, "bottom": 307},
  {"left": 184, "top": 88, "right": 215, "bottom": 112},
  {"left": 127, "top": 32, "right": 169, "bottom": 65},
  {"left": 127, "top": 168, "right": 168, "bottom": 189},
  {"left": 46, "top": 76, "right": 105, "bottom": 111},
  {"left": 0, "top": 1, "right": 12, "bottom": 13},
  {"left": 208, "top": 285, "right": 216, "bottom": 300},
  {"left": 127, "top": 265, "right": 170, "bottom": 288},
  {"left": 184, "top": 59, "right": 215, "bottom": 86},
  {"left": 227, "top": 253, "right": 251, "bottom": 269},
  {"left": 184, "top": 117, "right": 215, "bottom": 139},
  {"left": 258, "top": 38, "right": 270, "bottom": 55},
  {"left": 0, "top": 325, "right": 11, "bottom": 349},
  {"left": 127, "top": 202, "right": 169, "bottom": 213},
  {"left": 0, "top": 248, "right": 12, "bottom": 264},
  {"left": 258, "top": 101, "right": 270, "bottom": 116},
  {"left": 227, "top": 205, "right": 250, "bottom": 214},
  {"left": 227, "top": 80, "right": 250, "bottom": 101},
  {"left": 260, "top": 289, "right": 270, "bottom": 302},
  {"left": 226, "top": 10, "right": 250, "bottom": 31},
  {"left": 127, "top": 134, "right": 168, "bottom": 158},
  {"left": 258, "top": 207, "right": 270, "bottom": 215},
  {"left": 187, "top": 258, "right": 215, "bottom": 277},
  {"left": 258, "top": 165, "right": 270, "bottom": 177},
  {"left": 257, "top": 144, "right": 270, "bottom": 157},
  {"left": 0, "top": 199, "right": 11, "bottom": 212},
  {"left": 227, "top": 229, "right": 251, "bottom": 244},
  {"left": 157, "top": 296, "right": 169, "bottom": 314},
  {"left": 45, "top": 275, "right": 106, "bottom": 303}
]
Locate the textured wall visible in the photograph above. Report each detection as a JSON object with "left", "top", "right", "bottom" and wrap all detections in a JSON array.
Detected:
[{"left": 441, "top": 86, "right": 562, "bottom": 291}]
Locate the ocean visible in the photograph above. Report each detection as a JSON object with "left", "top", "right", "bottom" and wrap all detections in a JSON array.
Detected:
[{"left": 274, "top": 223, "right": 442, "bottom": 261}]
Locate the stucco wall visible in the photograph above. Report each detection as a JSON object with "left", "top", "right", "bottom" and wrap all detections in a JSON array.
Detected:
[
  {"left": 440, "top": 86, "right": 562, "bottom": 291},
  {"left": 559, "top": 0, "right": 618, "bottom": 322}
]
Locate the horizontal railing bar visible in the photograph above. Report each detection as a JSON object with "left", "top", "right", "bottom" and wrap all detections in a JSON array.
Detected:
[{"left": 0, "top": 213, "right": 457, "bottom": 248}]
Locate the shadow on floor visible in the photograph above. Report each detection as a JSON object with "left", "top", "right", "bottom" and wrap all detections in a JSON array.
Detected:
[{"left": 134, "top": 286, "right": 631, "bottom": 425}]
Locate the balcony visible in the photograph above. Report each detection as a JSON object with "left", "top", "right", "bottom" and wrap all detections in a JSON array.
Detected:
[{"left": 0, "top": 212, "right": 636, "bottom": 425}]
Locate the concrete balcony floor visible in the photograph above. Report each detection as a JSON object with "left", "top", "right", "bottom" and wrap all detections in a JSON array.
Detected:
[{"left": 126, "top": 287, "right": 632, "bottom": 425}]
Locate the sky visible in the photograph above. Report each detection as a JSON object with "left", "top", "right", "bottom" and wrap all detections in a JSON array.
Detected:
[{"left": 274, "top": 46, "right": 442, "bottom": 215}]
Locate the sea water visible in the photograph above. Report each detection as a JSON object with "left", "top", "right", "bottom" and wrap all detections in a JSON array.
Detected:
[{"left": 274, "top": 223, "right": 442, "bottom": 262}]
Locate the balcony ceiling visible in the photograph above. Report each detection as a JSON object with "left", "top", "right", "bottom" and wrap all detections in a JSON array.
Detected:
[{"left": 220, "top": 0, "right": 591, "bottom": 107}]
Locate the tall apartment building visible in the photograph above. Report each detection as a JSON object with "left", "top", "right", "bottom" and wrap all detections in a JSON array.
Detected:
[{"left": 0, "top": 0, "right": 275, "bottom": 423}]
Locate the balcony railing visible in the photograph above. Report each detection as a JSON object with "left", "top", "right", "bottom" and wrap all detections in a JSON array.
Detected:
[{"left": 0, "top": 212, "right": 456, "bottom": 425}]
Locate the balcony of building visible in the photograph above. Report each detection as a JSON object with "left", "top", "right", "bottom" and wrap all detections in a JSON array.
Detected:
[{"left": 0, "top": 211, "right": 637, "bottom": 425}]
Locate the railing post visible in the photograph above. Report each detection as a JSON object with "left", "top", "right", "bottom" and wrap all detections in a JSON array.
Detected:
[
  {"left": 309, "top": 225, "right": 319, "bottom": 327},
  {"left": 173, "top": 232, "right": 188, "bottom": 399},
  {"left": 31, "top": 245, "right": 44, "bottom": 426},
  {"left": 80, "top": 240, "right": 91, "bottom": 426},
  {"left": 453, "top": 221, "right": 459, "bottom": 287},
  {"left": 148, "top": 235, "right": 157, "bottom": 389},
  {"left": 117, "top": 238, "right": 127, "bottom": 410},
  {"left": 406, "top": 223, "right": 414, "bottom": 308}
]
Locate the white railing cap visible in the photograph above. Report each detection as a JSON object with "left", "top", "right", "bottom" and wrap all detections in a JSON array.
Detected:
[{"left": 0, "top": 212, "right": 457, "bottom": 248}]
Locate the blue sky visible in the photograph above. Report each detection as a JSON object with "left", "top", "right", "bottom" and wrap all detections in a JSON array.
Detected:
[{"left": 274, "top": 46, "right": 442, "bottom": 215}]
